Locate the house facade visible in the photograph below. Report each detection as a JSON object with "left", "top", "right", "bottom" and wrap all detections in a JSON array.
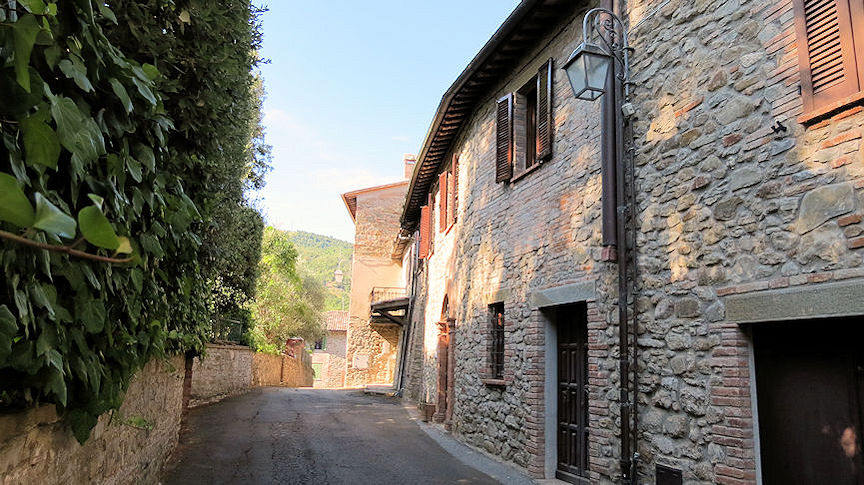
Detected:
[
  {"left": 341, "top": 158, "right": 414, "bottom": 388},
  {"left": 398, "top": 0, "right": 864, "bottom": 484},
  {"left": 310, "top": 310, "right": 349, "bottom": 388}
]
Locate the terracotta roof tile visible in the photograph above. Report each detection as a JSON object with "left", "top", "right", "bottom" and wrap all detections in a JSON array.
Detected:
[{"left": 324, "top": 310, "right": 349, "bottom": 331}]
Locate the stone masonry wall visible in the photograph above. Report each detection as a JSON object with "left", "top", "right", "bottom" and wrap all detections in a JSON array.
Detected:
[
  {"left": 403, "top": 3, "right": 627, "bottom": 480},
  {"left": 312, "top": 330, "right": 347, "bottom": 388},
  {"left": 0, "top": 356, "right": 185, "bottom": 485},
  {"left": 404, "top": 0, "right": 864, "bottom": 482},
  {"left": 189, "top": 344, "right": 253, "bottom": 407},
  {"left": 626, "top": 0, "right": 864, "bottom": 483}
]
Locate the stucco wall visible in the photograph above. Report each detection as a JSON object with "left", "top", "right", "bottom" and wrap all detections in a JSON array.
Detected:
[
  {"left": 0, "top": 356, "right": 185, "bottom": 485},
  {"left": 345, "top": 183, "right": 408, "bottom": 387}
]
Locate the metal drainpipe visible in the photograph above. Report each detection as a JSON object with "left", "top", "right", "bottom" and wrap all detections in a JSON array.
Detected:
[
  {"left": 396, "top": 234, "right": 418, "bottom": 397},
  {"left": 600, "top": 0, "right": 637, "bottom": 482}
]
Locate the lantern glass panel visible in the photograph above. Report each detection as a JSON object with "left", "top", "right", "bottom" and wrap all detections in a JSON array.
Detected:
[{"left": 563, "top": 42, "right": 612, "bottom": 101}]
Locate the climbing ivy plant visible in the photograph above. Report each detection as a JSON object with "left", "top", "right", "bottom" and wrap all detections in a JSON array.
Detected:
[{"left": 0, "top": 0, "right": 266, "bottom": 442}]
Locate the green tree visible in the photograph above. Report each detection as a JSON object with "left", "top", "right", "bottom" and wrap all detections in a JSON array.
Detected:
[
  {"left": 0, "top": 0, "right": 267, "bottom": 442},
  {"left": 249, "top": 227, "right": 326, "bottom": 353}
]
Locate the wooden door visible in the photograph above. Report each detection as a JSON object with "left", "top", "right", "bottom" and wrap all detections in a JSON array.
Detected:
[
  {"left": 754, "top": 319, "right": 864, "bottom": 485},
  {"left": 556, "top": 304, "right": 589, "bottom": 483}
]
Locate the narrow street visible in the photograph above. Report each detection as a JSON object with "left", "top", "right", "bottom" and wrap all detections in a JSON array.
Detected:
[{"left": 161, "top": 389, "right": 502, "bottom": 485}]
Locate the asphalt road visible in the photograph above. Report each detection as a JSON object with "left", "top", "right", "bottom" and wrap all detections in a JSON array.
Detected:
[{"left": 161, "top": 388, "right": 501, "bottom": 485}]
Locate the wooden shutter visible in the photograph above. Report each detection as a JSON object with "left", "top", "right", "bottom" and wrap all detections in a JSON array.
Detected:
[
  {"left": 419, "top": 205, "right": 431, "bottom": 259},
  {"left": 536, "top": 58, "right": 553, "bottom": 161},
  {"left": 449, "top": 155, "right": 458, "bottom": 226},
  {"left": 438, "top": 171, "right": 448, "bottom": 231},
  {"left": 793, "top": 0, "right": 863, "bottom": 113},
  {"left": 495, "top": 94, "right": 513, "bottom": 182}
]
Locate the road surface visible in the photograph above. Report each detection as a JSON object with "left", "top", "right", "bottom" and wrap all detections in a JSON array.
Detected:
[{"left": 161, "top": 388, "right": 501, "bottom": 485}]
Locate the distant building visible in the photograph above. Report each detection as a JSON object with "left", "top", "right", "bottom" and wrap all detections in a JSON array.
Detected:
[
  {"left": 310, "top": 310, "right": 349, "bottom": 388},
  {"left": 340, "top": 156, "right": 413, "bottom": 388}
]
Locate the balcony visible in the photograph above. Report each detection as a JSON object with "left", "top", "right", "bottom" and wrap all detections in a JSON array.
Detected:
[{"left": 370, "top": 287, "right": 409, "bottom": 326}]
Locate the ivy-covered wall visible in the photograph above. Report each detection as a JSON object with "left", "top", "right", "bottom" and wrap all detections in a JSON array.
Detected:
[{"left": 0, "top": 0, "right": 267, "bottom": 442}]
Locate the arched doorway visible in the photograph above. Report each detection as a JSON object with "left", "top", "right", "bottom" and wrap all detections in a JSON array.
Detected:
[{"left": 434, "top": 296, "right": 455, "bottom": 425}]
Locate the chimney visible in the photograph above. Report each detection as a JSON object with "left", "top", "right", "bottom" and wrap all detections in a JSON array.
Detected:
[{"left": 403, "top": 154, "right": 416, "bottom": 180}]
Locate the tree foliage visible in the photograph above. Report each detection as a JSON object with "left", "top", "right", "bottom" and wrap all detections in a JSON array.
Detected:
[
  {"left": 287, "top": 230, "right": 353, "bottom": 311},
  {"left": 0, "top": 0, "right": 266, "bottom": 442},
  {"left": 249, "top": 227, "right": 326, "bottom": 354}
]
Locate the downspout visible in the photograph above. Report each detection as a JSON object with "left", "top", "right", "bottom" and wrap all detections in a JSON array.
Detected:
[
  {"left": 396, "top": 232, "right": 418, "bottom": 397},
  {"left": 601, "top": 0, "right": 638, "bottom": 482}
]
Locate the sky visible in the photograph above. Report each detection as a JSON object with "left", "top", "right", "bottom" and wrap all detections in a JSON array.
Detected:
[{"left": 256, "top": 1, "right": 521, "bottom": 242}]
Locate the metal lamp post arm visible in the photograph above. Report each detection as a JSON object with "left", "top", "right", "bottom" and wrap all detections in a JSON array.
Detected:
[{"left": 582, "top": 7, "right": 632, "bottom": 99}]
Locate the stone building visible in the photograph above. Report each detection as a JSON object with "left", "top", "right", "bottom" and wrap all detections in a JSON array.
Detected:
[
  {"left": 341, "top": 157, "right": 415, "bottom": 388},
  {"left": 396, "top": 0, "right": 864, "bottom": 484},
  {"left": 310, "top": 310, "right": 349, "bottom": 388}
]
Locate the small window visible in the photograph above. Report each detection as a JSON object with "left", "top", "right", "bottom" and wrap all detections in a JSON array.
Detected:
[
  {"left": 514, "top": 79, "right": 538, "bottom": 174},
  {"left": 489, "top": 303, "right": 505, "bottom": 379},
  {"left": 314, "top": 337, "right": 325, "bottom": 350}
]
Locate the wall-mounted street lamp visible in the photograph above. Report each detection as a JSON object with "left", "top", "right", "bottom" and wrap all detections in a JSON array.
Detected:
[
  {"left": 562, "top": 8, "right": 632, "bottom": 104},
  {"left": 563, "top": 7, "right": 639, "bottom": 485}
]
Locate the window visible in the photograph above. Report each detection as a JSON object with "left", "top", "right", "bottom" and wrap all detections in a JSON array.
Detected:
[
  {"left": 793, "top": 0, "right": 864, "bottom": 117},
  {"left": 496, "top": 58, "right": 553, "bottom": 182},
  {"left": 314, "top": 337, "right": 325, "bottom": 350},
  {"left": 438, "top": 154, "right": 459, "bottom": 232},
  {"left": 489, "top": 303, "right": 505, "bottom": 379},
  {"left": 419, "top": 192, "right": 434, "bottom": 259}
]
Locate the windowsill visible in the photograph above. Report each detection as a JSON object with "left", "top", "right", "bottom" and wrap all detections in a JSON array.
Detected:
[
  {"left": 480, "top": 377, "right": 508, "bottom": 387},
  {"left": 798, "top": 91, "right": 864, "bottom": 126},
  {"left": 510, "top": 161, "right": 543, "bottom": 183}
]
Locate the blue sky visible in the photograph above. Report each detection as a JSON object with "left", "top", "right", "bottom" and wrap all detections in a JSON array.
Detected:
[{"left": 256, "top": 1, "right": 520, "bottom": 242}]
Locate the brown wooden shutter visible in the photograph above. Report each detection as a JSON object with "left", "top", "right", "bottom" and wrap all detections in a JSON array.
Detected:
[
  {"left": 419, "top": 205, "right": 431, "bottom": 259},
  {"left": 449, "top": 155, "right": 458, "bottom": 225},
  {"left": 793, "top": 0, "right": 862, "bottom": 113},
  {"left": 495, "top": 94, "right": 513, "bottom": 182},
  {"left": 438, "top": 171, "right": 448, "bottom": 231},
  {"left": 536, "top": 58, "right": 553, "bottom": 161}
]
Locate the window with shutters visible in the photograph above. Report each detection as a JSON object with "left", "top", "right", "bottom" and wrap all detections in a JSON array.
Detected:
[
  {"left": 496, "top": 58, "right": 553, "bottom": 182},
  {"left": 793, "top": 0, "right": 864, "bottom": 119},
  {"left": 438, "top": 155, "right": 459, "bottom": 232}
]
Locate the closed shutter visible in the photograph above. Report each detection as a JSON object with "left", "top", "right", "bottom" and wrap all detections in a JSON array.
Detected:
[
  {"left": 419, "top": 205, "right": 431, "bottom": 259},
  {"left": 439, "top": 171, "right": 448, "bottom": 231},
  {"left": 449, "top": 155, "right": 458, "bottom": 226},
  {"left": 536, "top": 58, "right": 553, "bottom": 161},
  {"left": 793, "top": 0, "right": 863, "bottom": 113},
  {"left": 495, "top": 94, "right": 513, "bottom": 182}
]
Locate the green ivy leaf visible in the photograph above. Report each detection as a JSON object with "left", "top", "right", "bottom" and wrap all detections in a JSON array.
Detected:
[
  {"left": 18, "top": 0, "right": 47, "bottom": 14},
  {"left": 131, "top": 76, "right": 157, "bottom": 105},
  {"left": 78, "top": 206, "right": 119, "bottom": 249},
  {"left": 20, "top": 116, "right": 61, "bottom": 169},
  {"left": 97, "top": 3, "right": 117, "bottom": 23},
  {"left": 46, "top": 366, "right": 67, "bottom": 406},
  {"left": 116, "top": 236, "right": 133, "bottom": 254},
  {"left": 109, "top": 78, "right": 133, "bottom": 113},
  {"left": 126, "top": 157, "right": 142, "bottom": 182},
  {"left": 59, "top": 58, "right": 95, "bottom": 93},
  {"left": 33, "top": 193, "right": 76, "bottom": 238},
  {"left": 141, "top": 63, "right": 160, "bottom": 81},
  {"left": 49, "top": 94, "right": 106, "bottom": 163},
  {"left": 12, "top": 14, "right": 41, "bottom": 92},
  {"left": 0, "top": 173, "right": 35, "bottom": 228},
  {"left": 134, "top": 144, "right": 155, "bottom": 172},
  {"left": 0, "top": 305, "right": 18, "bottom": 336}
]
